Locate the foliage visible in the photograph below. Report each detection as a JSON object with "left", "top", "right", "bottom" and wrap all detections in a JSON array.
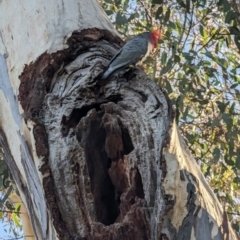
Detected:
[
  {"left": 100, "top": 0, "right": 240, "bottom": 233},
  {"left": 0, "top": 156, "right": 23, "bottom": 239}
]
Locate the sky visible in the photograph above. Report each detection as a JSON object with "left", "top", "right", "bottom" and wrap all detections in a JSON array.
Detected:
[{"left": 0, "top": 221, "right": 24, "bottom": 240}]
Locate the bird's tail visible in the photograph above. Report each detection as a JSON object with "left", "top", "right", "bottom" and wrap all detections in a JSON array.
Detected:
[{"left": 101, "top": 67, "right": 112, "bottom": 80}]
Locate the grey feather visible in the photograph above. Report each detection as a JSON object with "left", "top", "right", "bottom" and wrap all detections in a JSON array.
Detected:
[{"left": 102, "top": 32, "right": 150, "bottom": 80}]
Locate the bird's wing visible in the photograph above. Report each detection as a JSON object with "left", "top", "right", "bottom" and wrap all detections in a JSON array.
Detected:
[
  {"left": 107, "top": 36, "right": 149, "bottom": 70},
  {"left": 102, "top": 33, "right": 149, "bottom": 79},
  {"left": 108, "top": 50, "right": 143, "bottom": 69}
]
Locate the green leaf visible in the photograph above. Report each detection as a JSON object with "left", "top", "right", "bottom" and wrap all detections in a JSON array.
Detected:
[
  {"left": 105, "top": 10, "right": 113, "bottom": 15},
  {"left": 161, "top": 60, "right": 172, "bottom": 74},
  {"left": 174, "top": 55, "right": 180, "bottom": 63},
  {"left": 15, "top": 203, "right": 21, "bottom": 214},
  {"left": 225, "top": 10, "right": 238, "bottom": 24},
  {"left": 236, "top": 156, "right": 240, "bottom": 169},
  {"left": 0, "top": 186, "right": 13, "bottom": 205},
  {"left": 212, "top": 118, "right": 220, "bottom": 127},
  {"left": 182, "top": 106, "right": 189, "bottom": 120},
  {"left": 213, "top": 148, "right": 220, "bottom": 162},
  {"left": 223, "top": 0, "right": 231, "bottom": 12},
  {"left": 225, "top": 156, "right": 235, "bottom": 166},
  {"left": 234, "top": 36, "right": 240, "bottom": 50},
  {"left": 12, "top": 213, "right": 22, "bottom": 228},
  {"left": 233, "top": 176, "right": 240, "bottom": 183},
  {"left": 216, "top": 101, "right": 227, "bottom": 113},
  {"left": 229, "top": 26, "right": 240, "bottom": 37},
  {"left": 182, "top": 52, "right": 194, "bottom": 61},
  {"left": 175, "top": 108, "right": 180, "bottom": 124},
  {"left": 128, "top": 13, "right": 139, "bottom": 21},
  {"left": 176, "top": 94, "right": 184, "bottom": 113},
  {"left": 199, "top": 24, "right": 207, "bottom": 39},
  {"left": 114, "top": 0, "right": 121, "bottom": 5},
  {"left": 200, "top": 99, "right": 209, "bottom": 105},
  {"left": 176, "top": 21, "right": 183, "bottom": 30},
  {"left": 0, "top": 176, "right": 3, "bottom": 190},
  {"left": 230, "top": 83, "right": 239, "bottom": 89},
  {"left": 155, "top": 6, "right": 163, "bottom": 19},
  {"left": 232, "top": 223, "right": 240, "bottom": 232},
  {"left": 168, "top": 21, "right": 176, "bottom": 29},
  {"left": 123, "top": 0, "right": 130, "bottom": 11},
  {"left": 165, "top": 80, "right": 173, "bottom": 94},
  {"left": 0, "top": 160, "right": 8, "bottom": 174},
  {"left": 215, "top": 43, "right": 219, "bottom": 53},
  {"left": 186, "top": 0, "right": 190, "bottom": 12},
  {"left": 161, "top": 52, "right": 167, "bottom": 65},
  {"left": 164, "top": 8, "right": 171, "bottom": 23},
  {"left": 217, "top": 0, "right": 230, "bottom": 12},
  {"left": 222, "top": 113, "right": 232, "bottom": 127},
  {"left": 205, "top": 51, "right": 217, "bottom": 62},
  {"left": 190, "top": 97, "right": 199, "bottom": 102},
  {"left": 219, "top": 58, "right": 228, "bottom": 68},
  {"left": 152, "top": 0, "right": 163, "bottom": 4},
  {"left": 176, "top": 0, "right": 186, "bottom": 8},
  {"left": 116, "top": 13, "right": 128, "bottom": 26},
  {"left": 186, "top": 133, "right": 196, "bottom": 143},
  {"left": 229, "top": 102, "right": 235, "bottom": 114}
]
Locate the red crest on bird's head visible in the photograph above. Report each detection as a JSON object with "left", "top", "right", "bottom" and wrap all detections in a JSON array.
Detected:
[{"left": 150, "top": 29, "right": 161, "bottom": 48}]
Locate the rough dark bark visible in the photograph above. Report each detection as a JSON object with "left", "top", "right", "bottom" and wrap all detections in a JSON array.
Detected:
[{"left": 17, "top": 28, "right": 173, "bottom": 239}]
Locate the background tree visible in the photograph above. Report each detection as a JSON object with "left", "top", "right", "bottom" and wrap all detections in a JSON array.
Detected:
[
  {"left": 0, "top": 0, "right": 239, "bottom": 239},
  {"left": 100, "top": 0, "right": 240, "bottom": 233}
]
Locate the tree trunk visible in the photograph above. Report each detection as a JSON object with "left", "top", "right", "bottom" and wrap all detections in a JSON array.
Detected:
[{"left": 0, "top": 0, "right": 238, "bottom": 239}]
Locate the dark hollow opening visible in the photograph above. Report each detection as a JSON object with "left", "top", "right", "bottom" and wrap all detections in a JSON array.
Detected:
[
  {"left": 61, "top": 94, "right": 123, "bottom": 137},
  {"left": 120, "top": 125, "right": 134, "bottom": 155},
  {"left": 61, "top": 103, "right": 102, "bottom": 136},
  {"left": 76, "top": 112, "right": 120, "bottom": 225},
  {"left": 134, "top": 168, "right": 144, "bottom": 199}
]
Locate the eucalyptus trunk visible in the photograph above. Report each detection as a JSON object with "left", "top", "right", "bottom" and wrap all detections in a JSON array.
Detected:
[{"left": 0, "top": 0, "right": 237, "bottom": 239}]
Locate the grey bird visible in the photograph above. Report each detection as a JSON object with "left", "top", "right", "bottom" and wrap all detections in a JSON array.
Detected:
[{"left": 101, "top": 30, "right": 161, "bottom": 80}]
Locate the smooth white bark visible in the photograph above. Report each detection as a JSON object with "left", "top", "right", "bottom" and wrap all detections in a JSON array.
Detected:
[{"left": 163, "top": 122, "right": 237, "bottom": 239}]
